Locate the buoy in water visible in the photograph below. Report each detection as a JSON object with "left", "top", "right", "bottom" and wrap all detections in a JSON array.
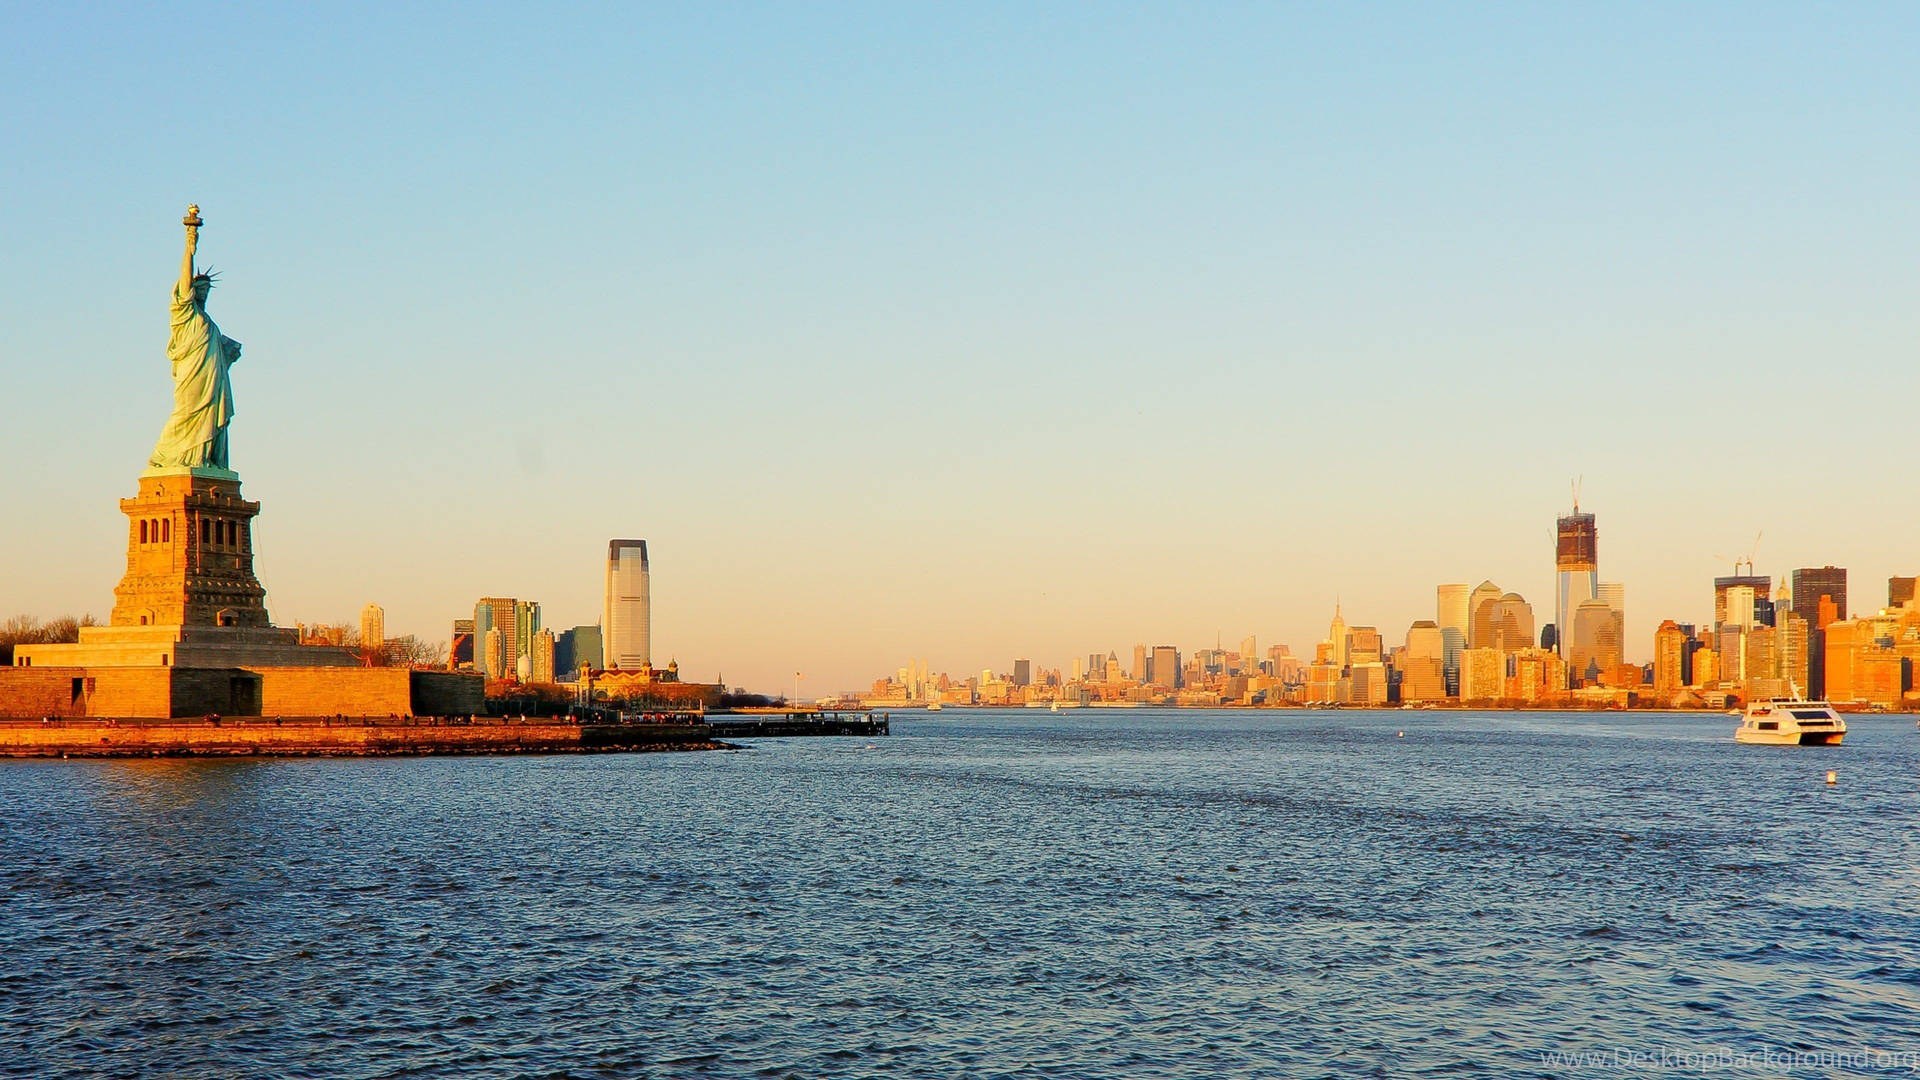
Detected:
[
  {"left": 1826, "top": 770, "right": 1837, "bottom": 786},
  {"left": 1397, "top": 731, "right": 1404, "bottom": 738}
]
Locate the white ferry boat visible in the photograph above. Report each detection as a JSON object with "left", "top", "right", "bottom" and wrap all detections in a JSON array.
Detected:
[{"left": 1735, "top": 699, "right": 1846, "bottom": 746}]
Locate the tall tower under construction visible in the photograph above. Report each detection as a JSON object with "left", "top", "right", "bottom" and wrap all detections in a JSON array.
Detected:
[{"left": 1555, "top": 503, "right": 1598, "bottom": 663}]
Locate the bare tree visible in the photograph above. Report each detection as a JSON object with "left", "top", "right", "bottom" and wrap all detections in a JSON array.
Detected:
[{"left": 0, "top": 614, "right": 98, "bottom": 664}]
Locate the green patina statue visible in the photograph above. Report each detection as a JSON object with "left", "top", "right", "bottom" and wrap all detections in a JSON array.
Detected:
[{"left": 147, "top": 205, "right": 242, "bottom": 474}]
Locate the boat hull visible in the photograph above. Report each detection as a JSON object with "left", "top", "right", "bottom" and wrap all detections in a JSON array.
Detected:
[{"left": 1734, "top": 729, "right": 1844, "bottom": 746}]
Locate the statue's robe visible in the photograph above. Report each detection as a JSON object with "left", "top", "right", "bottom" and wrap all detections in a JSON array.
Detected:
[{"left": 148, "top": 279, "right": 241, "bottom": 470}]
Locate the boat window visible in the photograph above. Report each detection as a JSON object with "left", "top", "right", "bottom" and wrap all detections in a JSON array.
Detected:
[
  {"left": 1757, "top": 721, "right": 1778, "bottom": 731},
  {"left": 1790, "top": 710, "right": 1833, "bottom": 720}
]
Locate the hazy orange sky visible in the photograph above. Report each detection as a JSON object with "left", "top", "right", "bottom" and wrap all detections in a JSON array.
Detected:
[{"left": 4, "top": 7, "right": 1916, "bottom": 692}]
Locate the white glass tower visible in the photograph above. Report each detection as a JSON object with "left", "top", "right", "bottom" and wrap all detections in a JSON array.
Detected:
[{"left": 604, "top": 539, "right": 650, "bottom": 670}]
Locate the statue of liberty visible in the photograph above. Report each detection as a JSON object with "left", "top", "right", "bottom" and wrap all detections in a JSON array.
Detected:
[{"left": 148, "top": 205, "right": 242, "bottom": 473}]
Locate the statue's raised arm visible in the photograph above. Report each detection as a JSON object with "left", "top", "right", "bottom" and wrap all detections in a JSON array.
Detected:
[
  {"left": 179, "top": 205, "right": 201, "bottom": 298},
  {"left": 147, "top": 205, "right": 241, "bottom": 475}
]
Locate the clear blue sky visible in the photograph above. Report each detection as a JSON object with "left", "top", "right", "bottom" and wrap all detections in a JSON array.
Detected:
[{"left": 3, "top": 3, "right": 1916, "bottom": 691}]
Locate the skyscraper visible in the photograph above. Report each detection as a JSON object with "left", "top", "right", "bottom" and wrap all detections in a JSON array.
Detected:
[
  {"left": 1652, "top": 620, "right": 1686, "bottom": 699},
  {"left": 1326, "top": 605, "right": 1352, "bottom": 669},
  {"left": 514, "top": 601, "right": 540, "bottom": 668},
  {"left": 1436, "top": 584, "right": 1470, "bottom": 696},
  {"left": 1792, "top": 566, "right": 1847, "bottom": 697},
  {"left": 1467, "top": 581, "right": 1504, "bottom": 649},
  {"left": 1713, "top": 574, "right": 1769, "bottom": 631},
  {"left": 604, "top": 540, "right": 650, "bottom": 670},
  {"left": 1013, "top": 658, "right": 1032, "bottom": 687},
  {"left": 531, "top": 628, "right": 556, "bottom": 684},
  {"left": 556, "top": 625, "right": 602, "bottom": 679},
  {"left": 1151, "top": 645, "right": 1180, "bottom": 689},
  {"left": 1567, "top": 598, "right": 1623, "bottom": 686},
  {"left": 1890, "top": 576, "right": 1916, "bottom": 609},
  {"left": 1555, "top": 507, "right": 1598, "bottom": 663},
  {"left": 360, "top": 603, "right": 384, "bottom": 651},
  {"left": 1791, "top": 566, "right": 1847, "bottom": 627},
  {"left": 474, "top": 597, "right": 517, "bottom": 678},
  {"left": 1402, "top": 621, "right": 1447, "bottom": 702}
]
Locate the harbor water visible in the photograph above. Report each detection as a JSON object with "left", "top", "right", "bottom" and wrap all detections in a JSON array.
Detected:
[{"left": 3, "top": 710, "right": 1918, "bottom": 1078}]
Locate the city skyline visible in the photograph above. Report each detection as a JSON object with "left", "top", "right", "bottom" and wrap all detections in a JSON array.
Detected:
[{"left": 5, "top": 7, "right": 1919, "bottom": 693}]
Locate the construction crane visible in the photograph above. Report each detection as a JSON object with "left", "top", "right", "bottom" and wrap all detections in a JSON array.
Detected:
[{"left": 1712, "top": 531, "right": 1765, "bottom": 577}]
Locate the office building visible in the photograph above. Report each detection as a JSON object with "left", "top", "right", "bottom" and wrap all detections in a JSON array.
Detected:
[
  {"left": 484, "top": 628, "right": 505, "bottom": 683},
  {"left": 1652, "top": 621, "right": 1686, "bottom": 699},
  {"left": 1891, "top": 576, "right": 1917, "bottom": 609},
  {"left": 1567, "top": 599, "right": 1622, "bottom": 686},
  {"left": 1348, "top": 625, "right": 1383, "bottom": 666},
  {"left": 360, "top": 603, "right": 384, "bottom": 651},
  {"left": 1555, "top": 508, "right": 1598, "bottom": 662},
  {"left": 1326, "top": 605, "right": 1352, "bottom": 669},
  {"left": 1013, "top": 658, "right": 1032, "bottom": 687},
  {"left": 531, "top": 629, "right": 556, "bottom": 684},
  {"left": 474, "top": 598, "right": 517, "bottom": 678},
  {"left": 555, "top": 625, "right": 603, "bottom": 679},
  {"left": 1401, "top": 621, "right": 1447, "bottom": 702},
  {"left": 1793, "top": 566, "right": 1847, "bottom": 697},
  {"left": 604, "top": 540, "right": 650, "bottom": 670},
  {"left": 450, "top": 618, "right": 474, "bottom": 669},
  {"left": 1437, "top": 584, "right": 1470, "bottom": 696},
  {"left": 1151, "top": 645, "right": 1180, "bottom": 689},
  {"left": 1468, "top": 581, "right": 1504, "bottom": 649},
  {"left": 1459, "top": 647, "right": 1505, "bottom": 701},
  {"left": 1712, "top": 574, "right": 1769, "bottom": 631},
  {"left": 1793, "top": 566, "right": 1848, "bottom": 627}
]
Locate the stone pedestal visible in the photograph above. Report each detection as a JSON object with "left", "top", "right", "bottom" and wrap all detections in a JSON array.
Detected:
[
  {"left": 12, "top": 469, "right": 361, "bottom": 675},
  {"left": 111, "top": 468, "right": 270, "bottom": 629}
]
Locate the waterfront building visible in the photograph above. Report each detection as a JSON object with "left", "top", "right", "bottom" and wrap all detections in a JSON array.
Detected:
[
  {"left": 1509, "top": 648, "right": 1568, "bottom": 703},
  {"left": 360, "top": 603, "right": 384, "bottom": 651},
  {"left": 1305, "top": 660, "right": 1341, "bottom": 704},
  {"left": 1437, "top": 584, "right": 1470, "bottom": 696},
  {"left": 1401, "top": 621, "right": 1447, "bottom": 703},
  {"left": 1555, "top": 508, "right": 1598, "bottom": 663},
  {"left": 1132, "top": 644, "right": 1147, "bottom": 683},
  {"left": 1459, "top": 647, "right": 1505, "bottom": 701},
  {"left": 604, "top": 540, "right": 650, "bottom": 670},
  {"left": 1349, "top": 662, "right": 1389, "bottom": 705},
  {"left": 1652, "top": 621, "right": 1686, "bottom": 699}
]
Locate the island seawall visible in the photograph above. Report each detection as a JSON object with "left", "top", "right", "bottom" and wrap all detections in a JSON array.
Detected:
[{"left": 0, "top": 716, "right": 726, "bottom": 758}]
